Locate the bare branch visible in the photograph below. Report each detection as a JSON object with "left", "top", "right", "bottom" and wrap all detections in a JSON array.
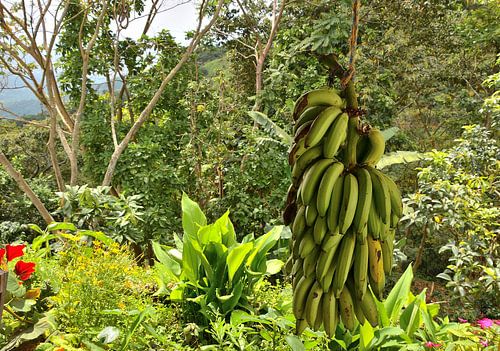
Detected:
[
  {"left": 0, "top": 151, "right": 54, "bottom": 224},
  {"left": 102, "top": 0, "right": 225, "bottom": 186}
]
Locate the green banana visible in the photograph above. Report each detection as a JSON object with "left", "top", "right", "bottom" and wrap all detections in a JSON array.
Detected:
[
  {"left": 316, "top": 162, "right": 344, "bottom": 217},
  {"left": 305, "top": 198, "right": 318, "bottom": 227},
  {"left": 313, "top": 216, "right": 328, "bottom": 245},
  {"left": 305, "top": 281, "right": 323, "bottom": 326},
  {"left": 321, "top": 231, "right": 342, "bottom": 251},
  {"left": 305, "top": 106, "right": 343, "bottom": 148},
  {"left": 316, "top": 235, "right": 343, "bottom": 281},
  {"left": 384, "top": 173, "right": 403, "bottom": 218},
  {"left": 356, "top": 134, "right": 370, "bottom": 164},
  {"left": 390, "top": 212, "right": 400, "bottom": 229},
  {"left": 292, "top": 257, "right": 304, "bottom": 276},
  {"left": 353, "top": 293, "right": 366, "bottom": 325},
  {"left": 368, "top": 167, "right": 391, "bottom": 225},
  {"left": 322, "top": 289, "right": 338, "bottom": 337},
  {"left": 321, "top": 259, "right": 337, "bottom": 293},
  {"left": 338, "top": 173, "right": 359, "bottom": 234},
  {"left": 332, "top": 231, "right": 356, "bottom": 297},
  {"left": 352, "top": 167, "right": 373, "bottom": 239},
  {"left": 301, "top": 158, "right": 334, "bottom": 205},
  {"left": 353, "top": 237, "right": 369, "bottom": 301},
  {"left": 295, "top": 318, "right": 309, "bottom": 336},
  {"left": 292, "top": 268, "right": 304, "bottom": 290},
  {"left": 323, "top": 112, "right": 349, "bottom": 158},
  {"left": 291, "top": 145, "right": 323, "bottom": 184},
  {"left": 293, "top": 88, "right": 343, "bottom": 121},
  {"left": 299, "top": 231, "right": 316, "bottom": 259},
  {"left": 326, "top": 175, "right": 344, "bottom": 232},
  {"left": 314, "top": 298, "right": 324, "bottom": 331},
  {"left": 359, "top": 128, "right": 385, "bottom": 166},
  {"left": 292, "top": 205, "right": 306, "bottom": 238},
  {"left": 381, "top": 229, "right": 395, "bottom": 275},
  {"left": 303, "top": 246, "right": 320, "bottom": 277},
  {"left": 294, "top": 105, "right": 328, "bottom": 133},
  {"left": 339, "top": 285, "right": 356, "bottom": 331},
  {"left": 360, "top": 289, "right": 379, "bottom": 327},
  {"left": 367, "top": 202, "right": 382, "bottom": 239},
  {"left": 293, "top": 275, "right": 315, "bottom": 319}
]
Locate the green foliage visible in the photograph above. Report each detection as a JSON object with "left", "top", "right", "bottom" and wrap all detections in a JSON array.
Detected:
[
  {"left": 404, "top": 125, "right": 499, "bottom": 316},
  {"left": 0, "top": 123, "right": 59, "bottom": 226},
  {"left": 152, "top": 194, "right": 283, "bottom": 324},
  {"left": 55, "top": 185, "right": 144, "bottom": 244}
]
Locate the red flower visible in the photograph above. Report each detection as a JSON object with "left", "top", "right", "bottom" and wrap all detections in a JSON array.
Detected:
[
  {"left": 14, "top": 260, "right": 36, "bottom": 280},
  {"left": 0, "top": 248, "right": 5, "bottom": 265},
  {"left": 6, "top": 244, "right": 25, "bottom": 261}
]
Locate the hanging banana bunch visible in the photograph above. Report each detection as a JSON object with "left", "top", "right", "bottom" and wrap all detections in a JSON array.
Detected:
[{"left": 283, "top": 86, "right": 403, "bottom": 336}]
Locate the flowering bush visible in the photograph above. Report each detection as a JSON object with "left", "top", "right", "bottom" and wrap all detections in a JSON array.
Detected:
[{"left": 0, "top": 243, "right": 40, "bottom": 323}]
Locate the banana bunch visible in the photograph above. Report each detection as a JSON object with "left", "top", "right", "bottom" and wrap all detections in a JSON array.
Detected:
[{"left": 283, "top": 88, "right": 403, "bottom": 337}]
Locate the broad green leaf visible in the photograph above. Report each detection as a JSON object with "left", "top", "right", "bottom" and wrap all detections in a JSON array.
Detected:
[
  {"left": 181, "top": 240, "right": 200, "bottom": 283},
  {"left": 181, "top": 192, "right": 207, "bottom": 241},
  {"left": 285, "top": 335, "right": 305, "bottom": 351},
  {"left": 381, "top": 127, "right": 399, "bottom": 141},
  {"left": 227, "top": 242, "right": 253, "bottom": 284},
  {"left": 359, "top": 321, "right": 375, "bottom": 351},
  {"left": 265, "top": 259, "right": 284, "bottom": 275},
  {"left": 192, "top": 239, "right": 213, "bottom": 279},
  {"left": 197, "top": 223, "right": 222, "bottom": 245},
  {"left": 384, "top": 264, "right": 413, "bottom": 323},
  {"left": 247, "top": 111, "right": 293, "bottom": 146},
  {"left": 7, "top": 273, "right": 26, "bottom": 297},
  {"left": 400, "top": 290, "right": 426, "bottom": 337},
  {"left": 151, "top": 241, "right": 181, "bottom": 277},
  {"left": 10, "top": 298, "right": 36, "bottom": 312},
  {"left": 47, "top": 222, "right": 77, "bottom": 232},
  {"left": 27, "top": 224, "right": 44, "bottom": 236},
  {"left": 377, "top": 151, "right": 425, "bottom": 169},
  {"left": 221, "top": 280, "right": 244, "bottom": 313},
  {"left": 31, "top": 233, "right": 58, "bottom": 251},
  {"left": 169, "top": 285, "right": 184, "bottom": 301},
  {"left": 247, "top": 226, "right": 282, "bottom": 270}
]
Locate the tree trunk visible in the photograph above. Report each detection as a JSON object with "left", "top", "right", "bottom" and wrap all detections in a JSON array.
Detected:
[{"left": 0, "top": 152, "right": 54, "bottom": 224}]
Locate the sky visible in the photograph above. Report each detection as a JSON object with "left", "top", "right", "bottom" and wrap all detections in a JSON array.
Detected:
[
  {"left": 0, "top": 0, "right": 200, "bottom": 116},
  {"left": 120, "top": 0, "right": 198, "bottom": 43}
]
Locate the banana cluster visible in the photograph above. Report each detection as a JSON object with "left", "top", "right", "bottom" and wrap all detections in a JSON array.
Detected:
[{"left": 283, "top": 88, "right": 403, "bottom": 336}]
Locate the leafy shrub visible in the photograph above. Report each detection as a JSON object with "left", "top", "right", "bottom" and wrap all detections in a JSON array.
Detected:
[
  {"left": 55, "top": 185, "right": 144, "bottom": 244},
  {"left": 152, "top": 193, "right": 284, "bottom": 325},
  {"left": 403, "top": 125, "right": 499, "bottom": 316}
]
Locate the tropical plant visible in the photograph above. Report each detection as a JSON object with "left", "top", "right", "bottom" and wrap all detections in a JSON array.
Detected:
[{"left": 152, "top": 193, "right": 284, "bottom": 324}]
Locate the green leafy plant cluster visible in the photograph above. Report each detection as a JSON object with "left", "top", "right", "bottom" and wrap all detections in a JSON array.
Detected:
[
  {"left": 152, "top": 193, "right": 284, "bottom": 324},
  {"left": 403, "top": 125, "right": 499, "bottom": 316},
  {"left": 55, "top": 185, "right": 144, "bottom": 244}
]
